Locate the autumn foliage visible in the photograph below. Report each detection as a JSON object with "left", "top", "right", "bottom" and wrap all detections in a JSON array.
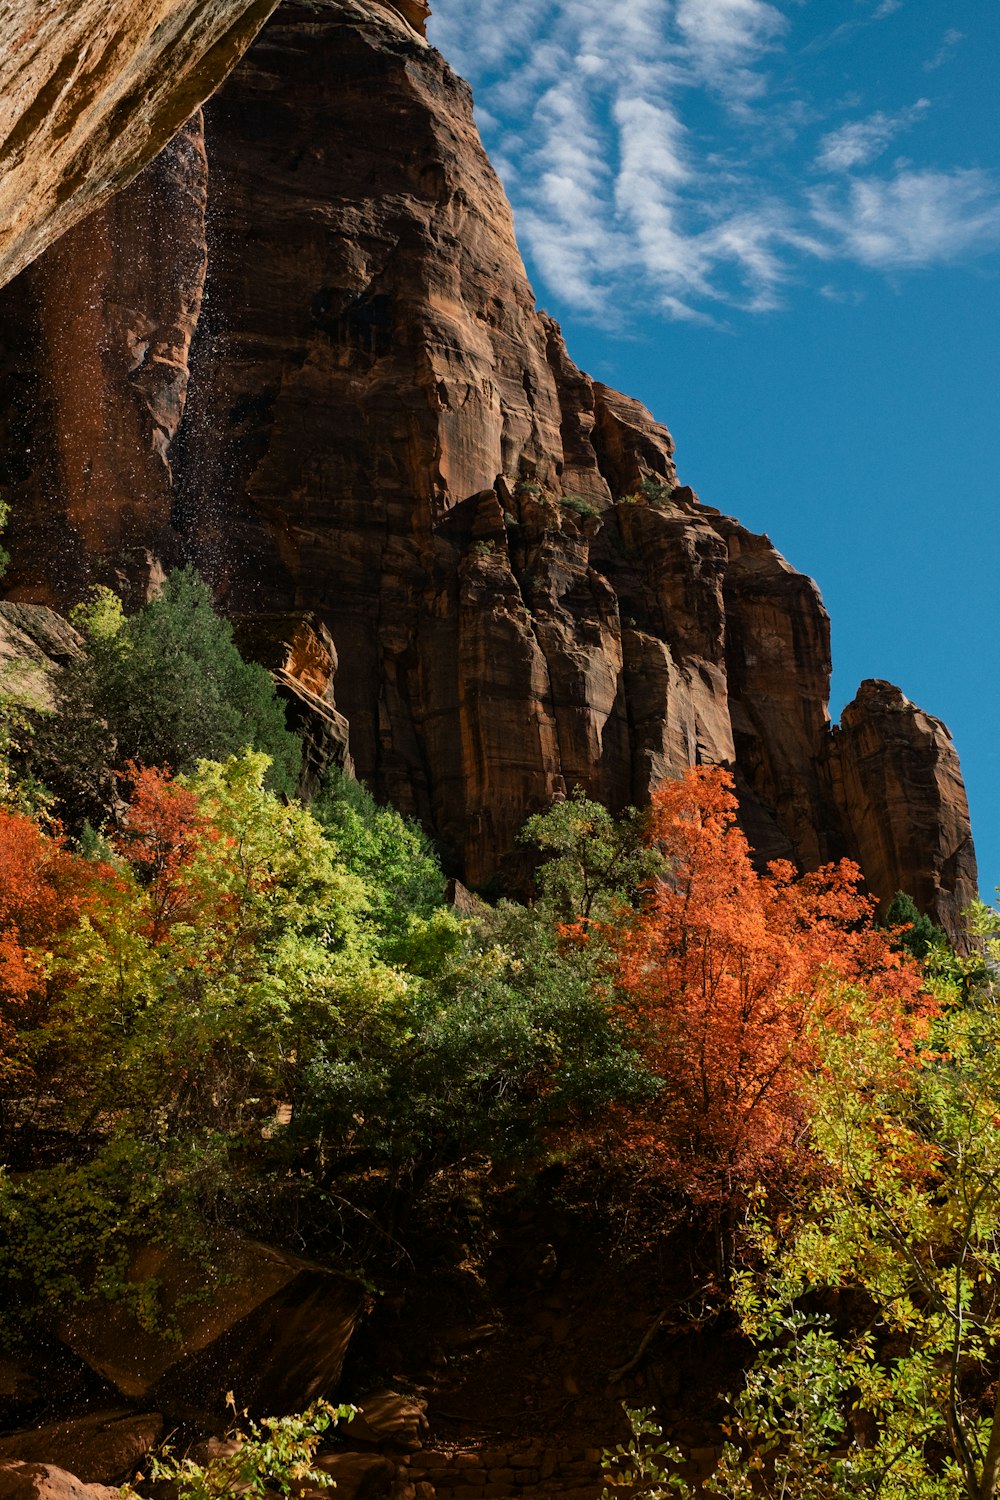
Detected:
[
  {"left": 0, "top": 806, "right": 96, "bottom": 1051},
  {"left": 608, "top": 768, "right": 929, "bottom": 1203}
]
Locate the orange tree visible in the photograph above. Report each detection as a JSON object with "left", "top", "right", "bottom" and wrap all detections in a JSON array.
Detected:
[{"left": 605, "top": 768, "right": 928, "bottom": 1216}]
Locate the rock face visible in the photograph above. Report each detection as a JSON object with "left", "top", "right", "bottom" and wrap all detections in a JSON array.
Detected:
[
  {"left": 0, "top": 0, "right": 279, "bottom": 290},
  {"left": 0, "top": 0, "right": 977, "bottom": 936},
  {"left": 1, "top": 113, "right": 208, "bottom": 605},
  {"left": 826, "top": 680, "right": 979, "bottom": 933}
]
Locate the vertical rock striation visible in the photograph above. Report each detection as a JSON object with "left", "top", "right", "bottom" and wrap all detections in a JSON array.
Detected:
[{"left": 1, "top": 115, "right": 208, "bottom": 604}]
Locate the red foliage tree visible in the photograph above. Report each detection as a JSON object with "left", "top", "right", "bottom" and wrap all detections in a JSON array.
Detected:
[
  {"left": 610, "top": 767, "right": 928, "bottom": 1206},
  {"left": 0, "top": 807, "right": 99, "bottom": 1070},
  {"left": 114, "top": 764, "right": 223, "bottom": 942}
]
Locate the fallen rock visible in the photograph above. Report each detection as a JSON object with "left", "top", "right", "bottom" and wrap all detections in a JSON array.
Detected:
[
  {"left": 344, "top": 1391, "right": 429, "bottom": 1452},
  {"left": 58, "top": 1237, "right": 364, "bottom": 1416},
  {"left": 0, "top": 1465, "right": 119, "bottom": 1500},
  {"left": 0, "top": 1412, "right": 161, "bottom": 1487},
  {"left": 304, "top": 1452, "right": 395, "bottom": 1499}
]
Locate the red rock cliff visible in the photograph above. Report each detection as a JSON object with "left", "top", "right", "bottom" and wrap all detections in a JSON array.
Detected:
[{"left": 0, "top": 0, "right": 978, "bottom": 937}]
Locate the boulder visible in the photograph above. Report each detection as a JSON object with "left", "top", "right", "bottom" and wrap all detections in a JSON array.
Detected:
[
  {"left": 0, "top": 1465, "right": 119, "bottom": 1500},
  {"left": 0, "top": 1412, "right": 161, "bottom": 1487},
  {"left": 344, "top": 1391, "right": 429, "bottom": 1452},
  {"left": 305, "top": 1452, "right": 395, "bottom": 1500},
  {"left": 58, "top": 1238, "right": 364, "bottom": 1416}
]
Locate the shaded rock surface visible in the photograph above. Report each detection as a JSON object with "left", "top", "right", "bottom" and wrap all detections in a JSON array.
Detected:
[
  {"left": 58, "top": 1238, "right": 363, "bottom": 1417},
  {"left": 0, "top": 0, "right": 977, "bottom": 935},
  {"left": 1, "top": 114, "right": 208, "bottom": 606},
  {"left": 0, "top": 1413, "right": 161, "bottom": 1487},
  {"left": 0, "top": 604, "right": 84, "bottom": 712}
]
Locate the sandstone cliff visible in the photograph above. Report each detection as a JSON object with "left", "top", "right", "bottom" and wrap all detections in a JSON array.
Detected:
[{"left": 0, "top": 0, "right": 978, "bottom": 936}]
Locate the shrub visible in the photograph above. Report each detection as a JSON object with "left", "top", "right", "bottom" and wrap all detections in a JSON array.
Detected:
[
  {"left": 637, "top": 478, "right": 677, "bottom": 508},
  {"left": 142, "top": 1396, "right": 355, "bottom": 1500},
  {"left": 559, "top": 493, "right": 600, "bottom": 519}
]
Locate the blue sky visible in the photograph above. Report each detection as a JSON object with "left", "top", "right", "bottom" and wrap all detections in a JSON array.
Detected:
[{"left": 427, "top": 0, "right": 1000, "bottom": 900}]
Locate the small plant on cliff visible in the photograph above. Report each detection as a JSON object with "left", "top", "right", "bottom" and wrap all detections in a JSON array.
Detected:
[
  {"left": 138, "top": 1395, "right": 355, "bottom": 1499},
  {"left": 0, "top": 495, "right": 10, "bottom": 580},
  {"left": 559, "top": 493, "right": 600, "bottom": 519}
]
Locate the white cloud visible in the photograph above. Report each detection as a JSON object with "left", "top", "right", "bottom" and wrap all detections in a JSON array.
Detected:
[
  {"left": 427, "top": 1, "right": 999, "bottom": 323},
  {"left": 674, "top": 0, "right": 787, "bottom": 97},
  {"left": 810, "top": 168, "right": 1000, "bottom": 268},
  {"left": 815, "top": 100, "right": 930, "bottom": 173},
  {"left": 924, "top": 28, "right": 965, "bottom": 72}
]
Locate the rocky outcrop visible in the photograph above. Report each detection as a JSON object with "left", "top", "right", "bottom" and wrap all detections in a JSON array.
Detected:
[
  {"left": 233, "top": 612, "right": 354, "bottom": 796},
  {"left": 0, "top": 0, "right": 977, "bottom": 934},
  {"left": 0, "top": 0, "right": 279, "bottom": 291},
  {"left": 826, "top": 680, "right": 979, "bottom": 934},
  {"left": 0, "top": 603, "right": 84, "bottom": 718}
]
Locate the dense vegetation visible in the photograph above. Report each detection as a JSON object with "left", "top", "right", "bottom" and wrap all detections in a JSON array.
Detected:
[{"left": 2, "top": 569, "right": 999, "bottom": 1497}]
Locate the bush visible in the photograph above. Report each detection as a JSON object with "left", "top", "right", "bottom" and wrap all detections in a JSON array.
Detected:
[
  {"left": 559, "top": 494, "right": 600, "bottom": 519},
  {"left": 142, "top": 1396, "right": 354, "bottom": 1499}
]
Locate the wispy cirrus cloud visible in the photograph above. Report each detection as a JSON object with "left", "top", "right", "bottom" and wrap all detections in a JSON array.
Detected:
[
  {"left": 810, "top": 168, "right": 1000, "bottom": 268},
  {"left": 924, "top": 27, "right": 965, "bottom": 72},
  {"left": 427, "top": 0, "right": 1000, "bottom": 323},
  {"left": 815, "top": 99, "right": 930, "bottom": 172}
]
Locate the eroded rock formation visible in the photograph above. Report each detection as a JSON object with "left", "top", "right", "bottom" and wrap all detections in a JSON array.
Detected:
[
  {"left": 0, "top": 0, "right": 977, "bottom": 936},
  {"left": 827, "top": 680, "right": 979, "bottom": 933}
]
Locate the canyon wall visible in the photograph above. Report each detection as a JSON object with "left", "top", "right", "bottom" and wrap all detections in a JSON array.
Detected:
[{"left": 0, "top": 0, "right": 978, "bottom": 934}]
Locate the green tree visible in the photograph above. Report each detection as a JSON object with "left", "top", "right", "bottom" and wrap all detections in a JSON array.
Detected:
[
  {"left": 295, "top": 898, "right": 648, "bottom": 1238},
  {"left": 312, "top": 768, "right": 446, "bottom": 956},
  {"left": 0, "top": 753, "right": 387, "bottom": 1330},
  {"left": 885, "top": 889, "right": 950, "bottom": 963},
  {"left": 31, "top": 568, "right": 301, "bottom": 823},
  {"left": 520, "top": 788, "right": 657, "bottom": 925}
]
